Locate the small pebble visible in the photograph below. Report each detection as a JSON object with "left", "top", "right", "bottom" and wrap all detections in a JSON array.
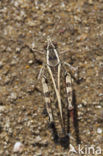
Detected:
[
  {"left": 78, "top": 104, "right": 82, "bottom": 108},
  {"left": 60, "top": 2, "right": 65, "bottom": 8},
  {"left": 0, "top": 106, "right": 6, "bottom": 112},
  {"left": 28, "top": 60, "right": 33, "bottom": 64},
  {"left": 32, "top": 42, "right": 35, "bottom": 49},
  {"left": 16, "top": 47, "right": 21, "bottom": 53},
  {"left": 0, "top": 61, "right": 3, "bottom": 68},
  {"left": 97, "top": 128, "right": 102, "bottom": 134},
  {"left": 34, "top": 136, "right": 42, "bottom": 143},
  {"left": 34, "top": 151, "right": 42, "bottom": 156},
  {"left": 4, "top": 77, "right": 10, "bottom": 84},
  {"left": 88, "top": 0, "right": 93, "bottom": 4},
  {"left": 13, "top": 142, "right": 24, "bottom": 153},
  {"left": 98, "top": 93, "right": 103, "bottom": 96},
  {"left": 9, "top": 92, "right": 17, "bottom": 100},
  {"left": 41, "top": 139, "right": 48, "bottom": 146},
  {"left": 95, "top": 105, "right": 102, "bottom": 108},
  {"left": 10, "top": 59, "right": 17, "bottom": 65},
  {"left": 14, "top": 1, "right": 19, "bottom": 7},
  {"left": 20, "top": 10, "right": 26, "bottom": 17}
]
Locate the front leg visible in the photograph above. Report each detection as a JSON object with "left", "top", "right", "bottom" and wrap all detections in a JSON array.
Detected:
[
  {"left": 42, "top": 76, "right": 54, "bottom": 123},
  {"left": 64, "top": 62, "right": 78, "bottom": 72},
  {"left": 38, "top": 65, "right": 45, "bottom": 80}
]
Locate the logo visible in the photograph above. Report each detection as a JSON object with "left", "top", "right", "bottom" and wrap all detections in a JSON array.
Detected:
[
  {"left": 69, "top": 144, "right": 102, "bottom": 155},
  {"left": 55, "top": 144, "right": 102, "bottom": 155}
]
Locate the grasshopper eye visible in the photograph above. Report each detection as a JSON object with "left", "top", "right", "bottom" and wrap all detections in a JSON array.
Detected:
[
  {"left": 44, "top": 45, "right": 47, "bottom": 50},
  {"left": 52, "top": 42, "right": 57, "bottom": 49}
]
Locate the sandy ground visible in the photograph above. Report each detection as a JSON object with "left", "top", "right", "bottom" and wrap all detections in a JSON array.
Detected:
[{"left": 0, "top": 0, "right": 103, "bottom": 155}]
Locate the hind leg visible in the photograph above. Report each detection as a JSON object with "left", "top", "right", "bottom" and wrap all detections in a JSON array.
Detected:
[
  {"left": 42, "top": 76, "right": 59, "bottom": 142},
  {"left": 42, "top": 76, "right": 53, "bottom": 123},
  {"left": 65, "top": 72, "right": 73, "bottom": 111}
]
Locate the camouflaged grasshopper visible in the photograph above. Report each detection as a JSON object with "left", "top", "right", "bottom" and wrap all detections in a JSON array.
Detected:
[
  {"left": 38, "top": 38, "right": 78, "bottom": 145},
  {"left": 16, "top": 36, "right": 79, "bottom": 147}
]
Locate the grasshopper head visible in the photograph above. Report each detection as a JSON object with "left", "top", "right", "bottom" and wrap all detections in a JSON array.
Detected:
[{"left": 45, "top": 38, "right": 60, "bottom": 67}]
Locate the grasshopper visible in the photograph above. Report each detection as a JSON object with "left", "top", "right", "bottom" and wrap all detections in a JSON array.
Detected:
[
  {"left": 38, "top": 38, "right": 78, "bottom": 146},
  {"left": 15, "top": 37, "right": 79, "bottom": 147}
]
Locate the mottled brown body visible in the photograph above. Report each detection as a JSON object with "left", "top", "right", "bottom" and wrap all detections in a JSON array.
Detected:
[
  {"left": 43, "top": 64, "right": 71, "bottom": 139},
  {"left": 39, "top": 38, "right": 73, "bottom": 145}
]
